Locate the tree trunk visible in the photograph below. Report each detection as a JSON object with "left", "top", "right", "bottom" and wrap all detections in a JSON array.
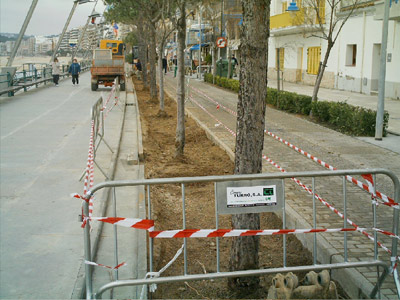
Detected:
[
  {"left": 229, "top": 0, "right": 270, "bottom": 291},
  {"left": 175, "top": 1, "right": 186, "bottom": 157},
  {"left": 137, "top": 21, "right": 148, "bottom": 86},
  {"left": 212, "top": 44, "right": 217, "bottom": 79},
  {"left": 227, "top": 47, "right": 232, "bottom": 78},
  {"left": 158, "top": 41, "right": 165, "bottom": 113},
  {"left": 311, "top": 44, "right": 332, "bottom": 102},
  {"left": 149, "top": 23, "right": 158, "bottom": 101}
]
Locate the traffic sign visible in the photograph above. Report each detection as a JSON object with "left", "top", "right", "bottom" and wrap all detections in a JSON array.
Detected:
[
  {"left": 69, "top": 39, "right": 78, "bottom": 47},
  {"left": 216, "top": 37, "right": 227, "bottom": 48}
]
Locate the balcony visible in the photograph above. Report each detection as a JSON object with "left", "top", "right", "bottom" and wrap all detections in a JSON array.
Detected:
[
  {"left": 271, "top": 11, "right": 304, "bottom": 29},
  {"left": 270, "top": 8, "right": 324, "bottom": 36}
]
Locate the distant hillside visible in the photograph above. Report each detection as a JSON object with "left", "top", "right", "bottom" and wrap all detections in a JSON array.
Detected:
[{"left": 0, "top": 33, "right": 33, "bottom": 43}]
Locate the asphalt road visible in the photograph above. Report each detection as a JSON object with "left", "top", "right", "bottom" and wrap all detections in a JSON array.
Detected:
[{"left": 0, "top": 72, "right": 110, "bottom": 298}]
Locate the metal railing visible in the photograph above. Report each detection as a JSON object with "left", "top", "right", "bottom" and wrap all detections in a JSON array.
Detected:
[
  {"left": 0, "top": 60, "right": 92, "bottom": 96},
  {"left": 81, "top": 168, "right": 399, "bottom": 299},
  {"left": 79, "top": 77, "right": 120, "bottom": 181}
]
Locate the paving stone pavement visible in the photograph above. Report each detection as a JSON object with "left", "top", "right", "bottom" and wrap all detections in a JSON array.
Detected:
[{"left": 162, "top": 73, "right": 400, "bottom": 299}]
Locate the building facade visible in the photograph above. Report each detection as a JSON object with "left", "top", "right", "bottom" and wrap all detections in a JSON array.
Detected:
[{"left": 269, "top": 0, "right": 400, "bottom": 99}]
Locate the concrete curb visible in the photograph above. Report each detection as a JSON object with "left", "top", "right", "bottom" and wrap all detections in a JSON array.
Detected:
[
  {"left": 71, "top": 89, "right": 127, "bottom": 299},
  {"left": 133, "top": 88, "right": 144, "bottom": 162}
]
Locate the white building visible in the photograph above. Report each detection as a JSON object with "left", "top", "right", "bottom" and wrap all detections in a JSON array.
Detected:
[
  {"left": 268, "top": 0, "right": 400, "bottom": 99},
  {"left": 35, "top": 36, "right": 53, "bottom": 54}
]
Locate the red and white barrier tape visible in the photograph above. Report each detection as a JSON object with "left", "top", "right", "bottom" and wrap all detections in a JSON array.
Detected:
[
  {"left": 91, "top": 217, "right": 155, "bottom": 231},
  {"left": 103, "top": 85, "right": 116, "bottom": 109},
  {"left": 149, "top": 227, "right": 363, "bottom": 238},
  {"left": 91, "top": 216, "right": 399, "bottom": 240},
  {"left": 189, "top": 95, "right": 236, "bottom": 136},
  {"left": 187, "top": 89, "right": 396, "bottom": 258},
  {"left": 265, "top": 131, "right": 398, "bottom": 209},
  {"left": 76, "top": 84, "right": 118, "bottom": 227},
  {"left": 140, "top": 244, "right": 185, "bottom": 298},
  {"left": 85, "top": 260, "right": 127, "bottom": 270},
  {"left": 190, "top": 86, "right": 398, "bottom": 209},
  {"left": 80, "top": 121, "right": 96, "bottom": 227}
]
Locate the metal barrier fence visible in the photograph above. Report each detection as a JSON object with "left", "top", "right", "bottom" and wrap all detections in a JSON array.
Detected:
[
  {"left": 80, "top": 168, "right": 399, "bottom": 299},
  {"left": 79, "top": 77, "right": 120, "bottom": 181}
]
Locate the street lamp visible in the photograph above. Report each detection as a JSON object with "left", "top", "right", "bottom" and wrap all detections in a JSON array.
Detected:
[
  {"left": 49, "top": 0, "right": 96, "bottom": 63},
  {"left": 286, "top": 1, "right": 300, "bottom": 12},
  {"left": 71, "top": 0, "right": 99, "bottom": 62},
  {"left": 375, "top": 0, "right": 390, "bottom": 140}
]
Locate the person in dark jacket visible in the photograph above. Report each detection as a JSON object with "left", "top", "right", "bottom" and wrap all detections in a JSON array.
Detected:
[
  {"left": 68, "top": 59, "right": 81, "bottom": 85},
  {"left": 172, "top": 55, "right": 178, "bottom": 77},
  {"left": 162, "top": 57, "right": 168, "bottom": 74},
  {"left": 136, "top": 59, "right": 142, "bottom": 71}
]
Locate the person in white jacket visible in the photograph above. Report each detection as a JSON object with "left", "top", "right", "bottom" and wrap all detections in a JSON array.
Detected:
[{"left": 51, "top": 58, "right": 61, "bottom": 86}]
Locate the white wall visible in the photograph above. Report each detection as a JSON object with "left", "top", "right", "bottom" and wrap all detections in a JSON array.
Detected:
[{"left": 268, "top": 0, "right": 400, "bottom": 99}]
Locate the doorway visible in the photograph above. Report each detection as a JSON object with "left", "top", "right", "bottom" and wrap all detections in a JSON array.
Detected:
[{"left": 296, "top": 47, "right": 303, "bottom": 82}]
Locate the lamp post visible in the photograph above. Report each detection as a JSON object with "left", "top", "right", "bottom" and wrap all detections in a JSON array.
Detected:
[
  {"left": 375, "top": 0, "right": 391, "bottom": 140},
  {"left": 71, "top": 0, "right": 99, "bottom": 63},
  {"left": 50, "top": 0, "right": 79, "bottom": 63},
  {"left": 198, "top": 5, "right": 203, "bottom": 79},
  {"left": 6, "top": 0, "right": 39, "bottom": 67}
]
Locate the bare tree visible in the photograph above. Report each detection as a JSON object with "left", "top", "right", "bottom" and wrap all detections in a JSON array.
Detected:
[
  {"left": 299, "top": 0, "right": 360, "bottom": 102},
  {"left": 156, "top": 0, "right": 175, "bottom": 114},
  {"left": 174, "top": 0, "right": 187, "bottom": 157},
  {"left": 229, "top": 0, "right": 270, "bottom": 291}
]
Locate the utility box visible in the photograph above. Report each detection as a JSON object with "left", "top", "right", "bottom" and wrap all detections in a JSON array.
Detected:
[{"left": 216, "top": 59, "right": 229, "bottom": 78}]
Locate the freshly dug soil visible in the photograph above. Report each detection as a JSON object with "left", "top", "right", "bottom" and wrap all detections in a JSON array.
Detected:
[{"left": 134, "top": 77, "right": 342, "bottom": 299}]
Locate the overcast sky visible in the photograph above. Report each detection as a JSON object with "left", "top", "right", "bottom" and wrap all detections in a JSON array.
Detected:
[{"left": 0, "top": 0, "right": 107, "bottom": 36}]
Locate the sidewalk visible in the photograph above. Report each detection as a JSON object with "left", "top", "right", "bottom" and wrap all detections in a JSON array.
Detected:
[
  {"left": 267, "top": 78, "right": 400, "bottom": 136},
  {"left": 163, "top": 72, "right": 400, "bottom": 299}
]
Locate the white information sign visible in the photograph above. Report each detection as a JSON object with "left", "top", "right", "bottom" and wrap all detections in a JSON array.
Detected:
[
  {"left": 227, "top": 185, "right": 277, "bottom": 208},
  {"left": 216, "top": 179, "right": 283, "bottom": 214}
]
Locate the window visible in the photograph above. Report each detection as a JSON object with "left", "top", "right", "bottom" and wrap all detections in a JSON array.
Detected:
[
  {"left": 345, "top": 44, "right": 357, "bottom": 66},
  {"left": 307, "top": 46, "right": 321, "bottom": 75},
  {"left": 276, "top": 48, "right": 285, "bottom": 70},
  {"left": 317, "top": 0, "right": 325, "bottom": 23},
  {"left": 282, "top": 2, "right": 288, "bottom": 12}
]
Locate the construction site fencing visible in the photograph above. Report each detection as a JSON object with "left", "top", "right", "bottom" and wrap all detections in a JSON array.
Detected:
[{"left": 79, "top": 168, "right": 399, "bottom": 299}]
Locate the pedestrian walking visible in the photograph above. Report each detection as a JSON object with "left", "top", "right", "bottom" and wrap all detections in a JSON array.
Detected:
[
  {"left": 68, "top": 58, "right": 81, "bottom": 85},
  {"left": 231, "top": 54, "right": 238, "bottom": 66},
  {"left": 162, "top": 57, "right": 168, "bottom": 74},
  {"left": 135, "top": 59, "right": 142, "bottom": 71},
  {"left": 173, "top": 55, "right": 178, "bottom": 77},
  {"left": 51, "top": 58, "right": 60, "bottom": 86}
]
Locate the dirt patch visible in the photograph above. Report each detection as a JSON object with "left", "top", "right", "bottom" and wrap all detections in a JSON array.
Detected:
[{"left": 134, "top": 78, "right": 343, "bottom": 299}]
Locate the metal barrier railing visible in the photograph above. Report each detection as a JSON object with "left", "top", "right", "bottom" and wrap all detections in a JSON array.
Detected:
[
  {"left": 79, "top": 77, "right": 120, "bottom": 181},
  {"left": 80, "top": 168, "right": 399, "bottom": 299},
  {"left": 0, "top": 60, "right": 92, "bottom": 96}
]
